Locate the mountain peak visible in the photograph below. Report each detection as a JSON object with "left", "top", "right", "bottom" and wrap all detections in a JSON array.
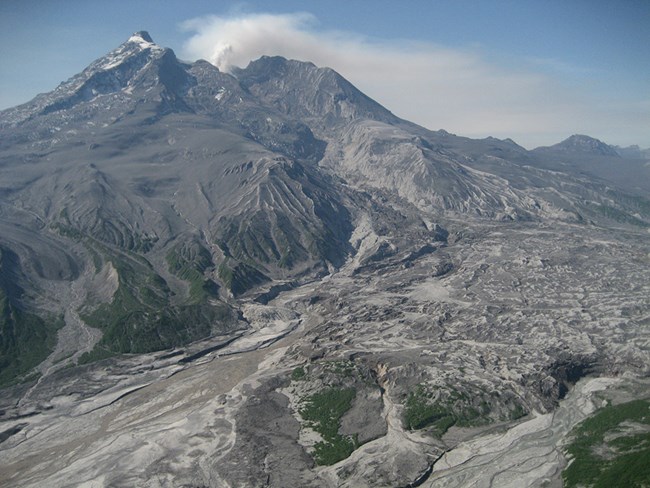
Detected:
[
  {"left": 0, "top": 31, "right": 179, "bottom": 126},
  {"left": 91, "top": 30, "right": 163, "bottom": 73},
  {"left": 559, "top": 134, "right": 620, "bottom": 156},
  {"left": 124, "top": 31, "right": 159, "bottom": 50},
  {"left": 535, "top": 134, "right": 620, "bottom": 157},
  {"left": 131, "top": 31, "right": 154, "bottom": 43},
  {"left": 565, "top": 134, "right": 605, "bottom": 144},
  {"left": 236, "top": 55, "right": 397, "bottom": 126},
  {"left": 234, "top": 56, "right": 316, "bottom": 84}
]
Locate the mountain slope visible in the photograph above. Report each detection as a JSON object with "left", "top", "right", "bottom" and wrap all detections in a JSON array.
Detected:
[
  {"left": 0, "top": 31, "right": 648, "bottom": 382},
  {"left": 0, "top": 33, "right": 362, "bottom": 374},
  {"left": 235, "top": 57, "right": 650, "bottom": 222},
  {"left": 0, "top": 31, "right": 649, "bottom": 488}
]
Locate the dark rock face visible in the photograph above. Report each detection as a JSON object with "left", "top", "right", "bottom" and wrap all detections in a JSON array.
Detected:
[
  {"left": 551, "top": 357, "right": 600, "bottom": 400},
  {"left": 219, "top": 378, "right": 321, "bottom": 488}
]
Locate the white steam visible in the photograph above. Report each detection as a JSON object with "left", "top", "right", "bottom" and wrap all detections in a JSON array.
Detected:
[{"left": 180, "top": 12, "right": 649, "bottom": 148}]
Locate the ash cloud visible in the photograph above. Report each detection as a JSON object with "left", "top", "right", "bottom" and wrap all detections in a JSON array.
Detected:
[{"left": 180, "top": 12, "right": 649, "bottom": 149}]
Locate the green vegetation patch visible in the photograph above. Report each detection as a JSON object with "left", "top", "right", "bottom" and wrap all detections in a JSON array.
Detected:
[
  {"left": 51, "top": 222, "right": 84, "bottom": 241},
  {"left": 213, "top": 191, "right": 351, "bottom": 291},
  {"left": 563, "top": 399, "right": 650, "bottom": 488},
  {"left": 217, "top": 259, "right": 269, "bottom": 296},
  {"left": 77, "top": 345, "right": 116, "bottom": 365},
  {"left": 322, "top": 360, "right": 357, "bottom": 378},
  {"left": 165, "top": 240, "right": 218, "bottom": 303},
  {"left": 53, "top": 211, "right": 158, "bottom": 252},
  {"left": 81, "top": 246, "right": 238, "bottom": 361},
  {"left": 404, "top": 383, "right": 526, "bottom": 435},
  {"left": 404, "top": 385, "right": 457, "bottom": 433},
  {"left": 0, "top": 289, "right": 64, "bottom": 387},
  {"left": 83, "top": 303, "right": 234, "bottom": 356},
  {"left": 0, "top": 247, "right": 65, "bottom": 387},
  {"left": 291, "top": 366, "right": 307, "bottom": 381},
  {"left": 300, "top": 387, "right": 358, "bottom": 465}
]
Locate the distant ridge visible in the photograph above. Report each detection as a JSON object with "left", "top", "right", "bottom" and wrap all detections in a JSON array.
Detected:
[{"left": 534, "top": 134, "right": 620, "bottom": 157}]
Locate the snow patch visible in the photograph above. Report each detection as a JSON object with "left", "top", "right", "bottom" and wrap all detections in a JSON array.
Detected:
[
  {"left": 127, "top": 34, "right": 162, "bottom": 51},
  {"left": 215, "top": 87, "right": 226, "bottom": 101}
]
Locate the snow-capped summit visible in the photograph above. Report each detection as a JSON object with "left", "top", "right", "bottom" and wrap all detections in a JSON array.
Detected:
[
  {"left": 0, "top": 31, "right": 173, "bottom": 127},
  {"left": 125, "top": 31, "right": 160, "bottom": 51},
  {"left": 96, "top": 30, "right": 163, "bottom": 71},
  {"left": 129, "top": 30, "right": 155, "bottom": 44}
]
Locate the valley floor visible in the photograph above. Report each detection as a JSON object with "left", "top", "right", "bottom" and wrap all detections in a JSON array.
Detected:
[{"left": 1, "top": 220, "right": 649, "bottom": 487}]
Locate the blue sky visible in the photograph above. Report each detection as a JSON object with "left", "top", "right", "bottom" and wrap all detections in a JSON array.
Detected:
[{"left": 1, "top": 0, "right": 648, "bottom": 148}]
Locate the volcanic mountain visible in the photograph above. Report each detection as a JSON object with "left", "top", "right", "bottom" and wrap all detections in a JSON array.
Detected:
[{"left": 0, "top": 32, "right": 649, "bottom": 488}]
